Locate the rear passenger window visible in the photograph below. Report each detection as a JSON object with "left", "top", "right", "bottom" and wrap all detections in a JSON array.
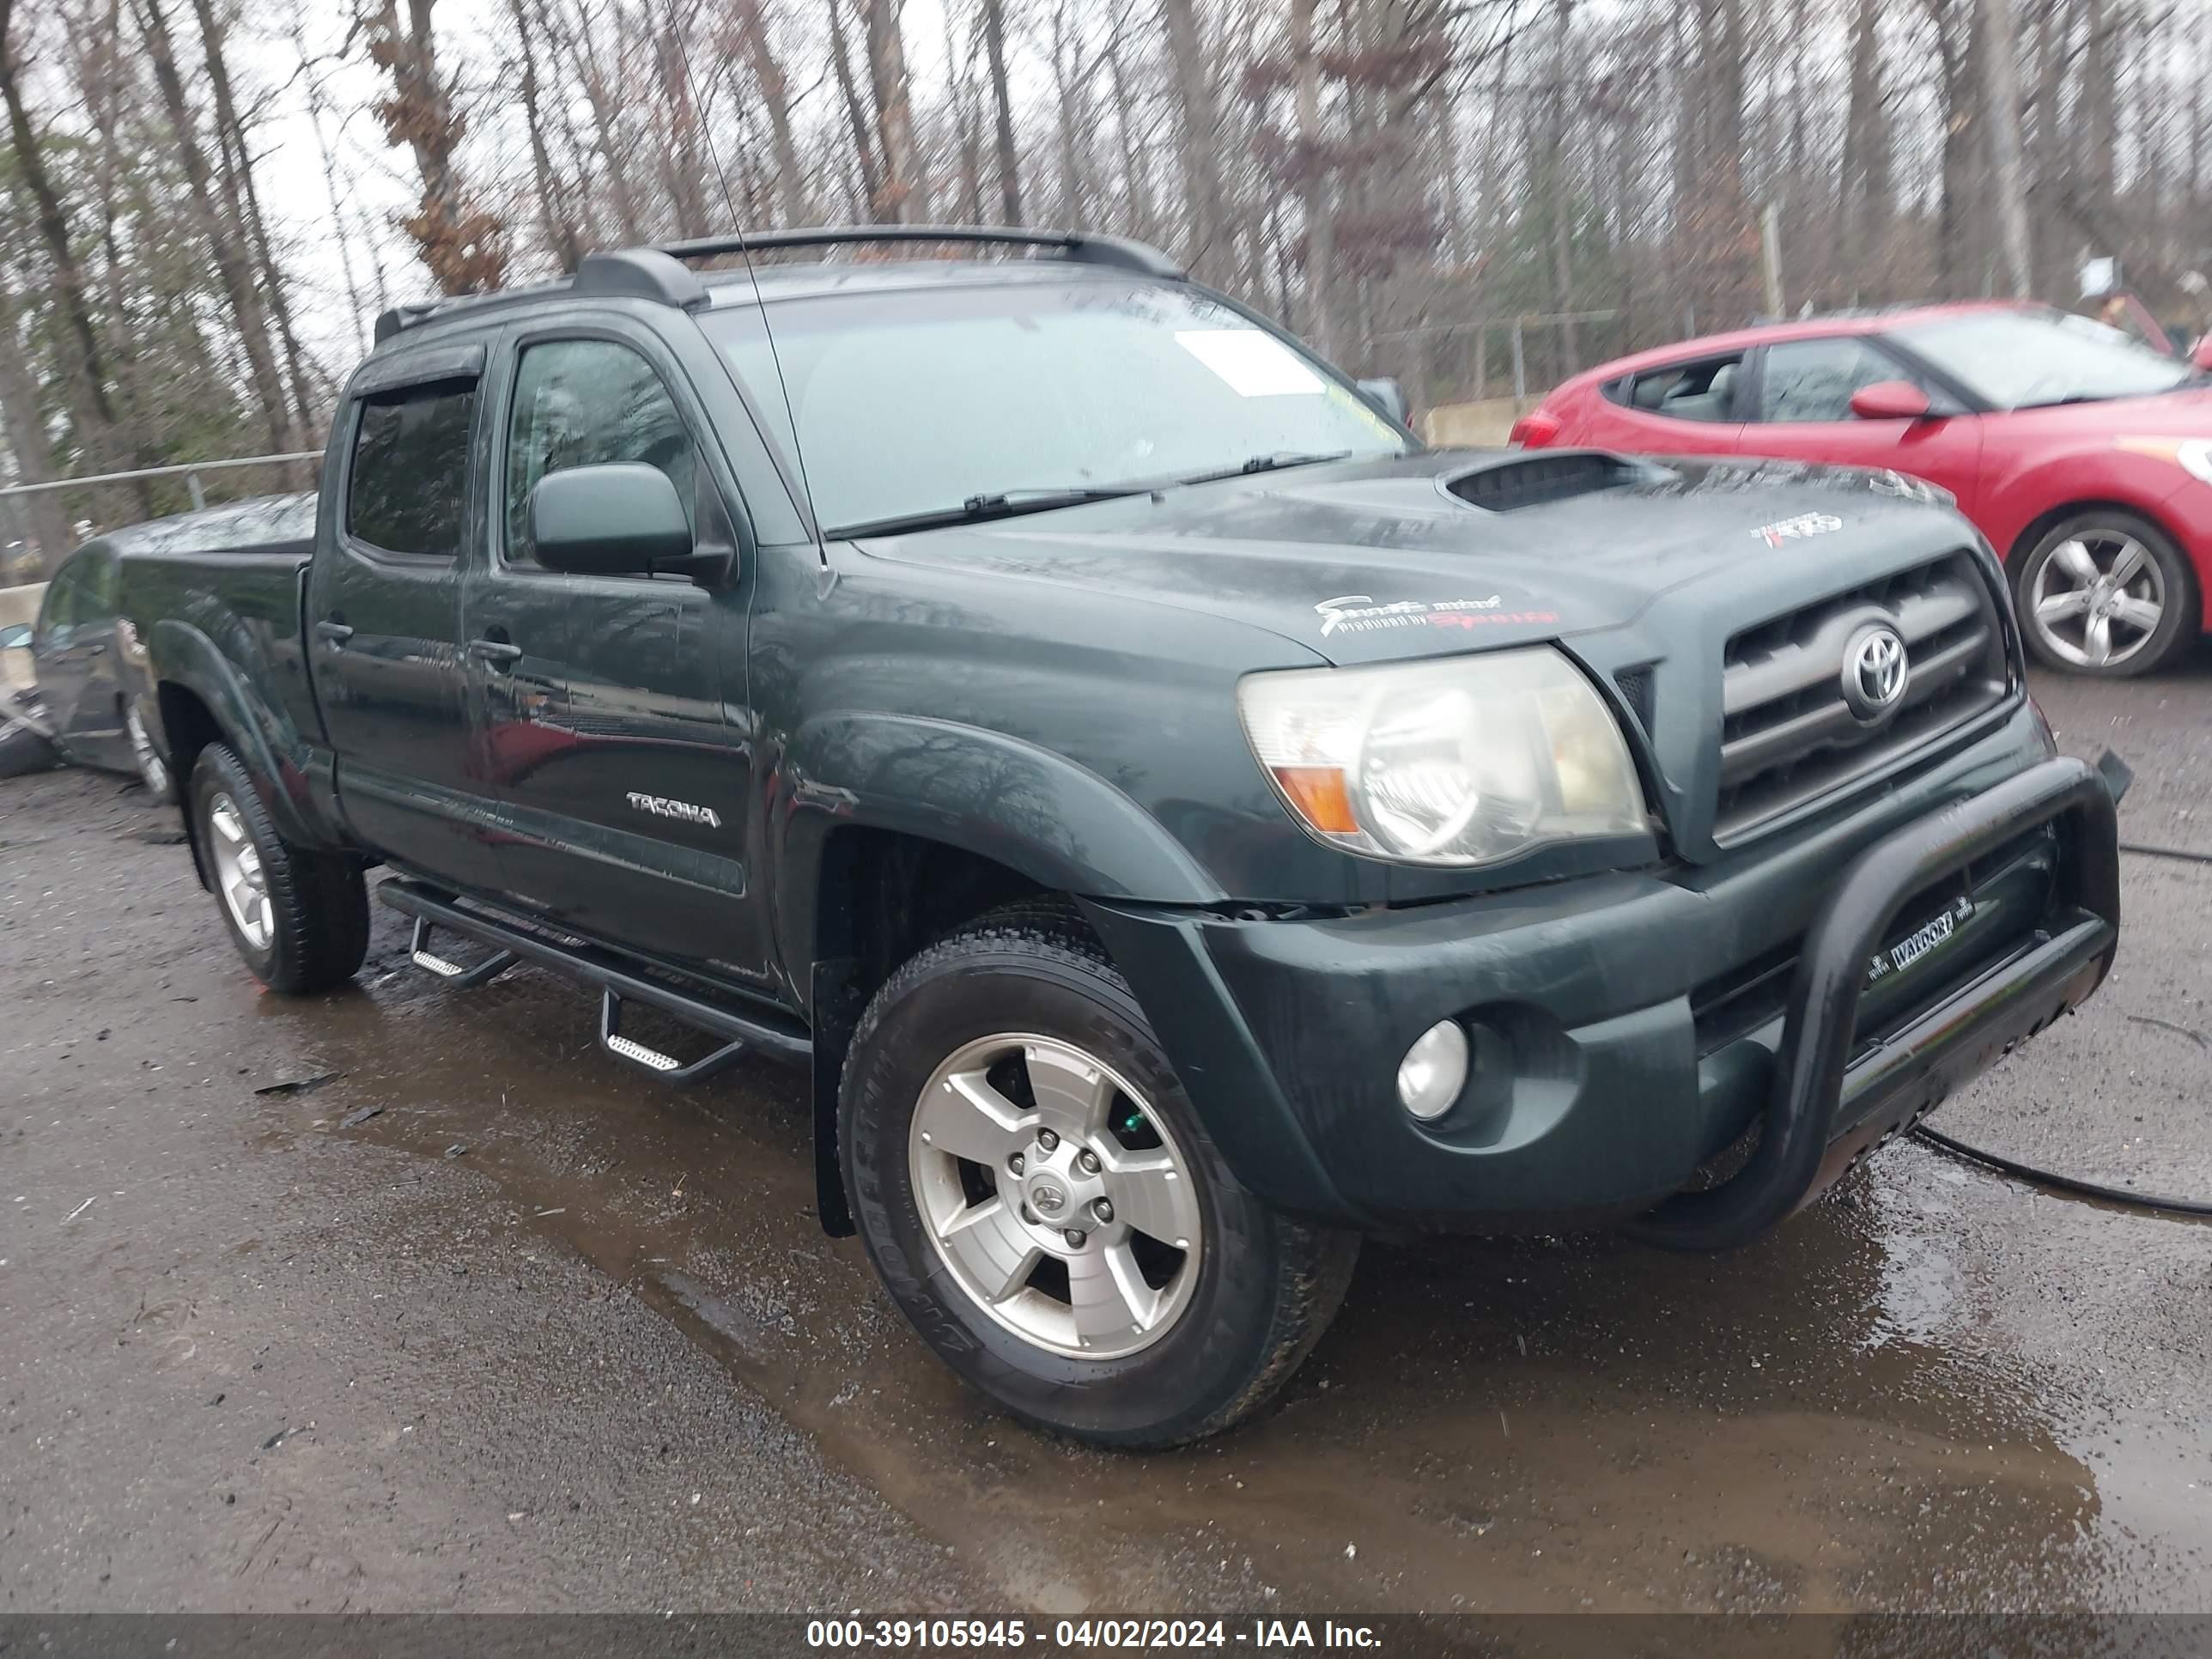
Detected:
[
  {"left": 1616, "top": 356, "right": 1744, "bottom": 423},
  {"left": 346, "top": 381, "right": 477, "bottom": 557}
]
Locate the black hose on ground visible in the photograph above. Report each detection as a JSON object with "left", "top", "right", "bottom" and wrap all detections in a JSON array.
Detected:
[
  {"left": 2118, "top": 839, "right": 2212, "bottom": 866},
  {"left": 1905, "top": 836, "right": 2212, "bottom": 1217},
  {"left": 1909, "top": 1124, "right": 2212, "bottom": 1218}
]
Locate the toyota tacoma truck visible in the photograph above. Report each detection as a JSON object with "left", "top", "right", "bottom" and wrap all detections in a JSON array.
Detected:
[{"left": 119, "top": 226, "right": 2123, "bottom": 1449}]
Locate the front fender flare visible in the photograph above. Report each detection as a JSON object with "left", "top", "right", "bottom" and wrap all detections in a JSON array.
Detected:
[{"left": 771, "top": 711, "right": 1224, "bottom": 981}]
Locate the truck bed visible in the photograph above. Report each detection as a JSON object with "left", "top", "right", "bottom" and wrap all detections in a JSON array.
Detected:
[{"left": 114, "top": 494, "right": 323, "bottom": 763}]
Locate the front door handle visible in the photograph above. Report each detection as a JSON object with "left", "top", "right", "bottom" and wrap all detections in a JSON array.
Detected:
[
  {"left": 468, "top": 637, "right": 523, "bottom": 666},
  {"left": 315, "top": 620, "right": 354, "bottom": 646}
]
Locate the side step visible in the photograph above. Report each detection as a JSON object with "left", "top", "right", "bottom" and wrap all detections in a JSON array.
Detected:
[
  {"left": 378, "top": 878, "right": 811, "bottom": 1083},
  {"left": 410, "top": 916, "right": 517, "bottom": 988}
]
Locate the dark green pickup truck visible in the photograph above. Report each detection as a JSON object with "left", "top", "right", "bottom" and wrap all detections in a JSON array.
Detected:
[{"left": 123, "top": 226, "right": 2122, "bottom": 1448}]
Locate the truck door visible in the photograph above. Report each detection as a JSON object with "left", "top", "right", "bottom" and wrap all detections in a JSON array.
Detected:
[
  {"left": 307, "top": 341, "right": 507, "bottom": 896},
  {"left": 30, "top": 551, "right": 89, "bottom": 754},
  {"left": 464, "top": 322, "right": 756, "bottom": 974},
  {"left": 32, "top": 547, "right": 124, "bottom": 765}
]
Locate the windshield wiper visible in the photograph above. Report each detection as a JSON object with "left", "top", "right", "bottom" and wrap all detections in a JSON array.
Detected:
[
  {"left": 1171, "top": 450, "right": 1356, "bottom": 489},
  {"left": 829, "top": 486, "right": 1142, "bottom": 539}
]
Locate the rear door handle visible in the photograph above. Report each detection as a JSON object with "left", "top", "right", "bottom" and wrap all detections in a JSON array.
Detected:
[
  {"left": 315, "top": 620, "right": 354, "bottom": 646},
  {"left": 468, "top": 637, "right": 523, "bottom": 666}
]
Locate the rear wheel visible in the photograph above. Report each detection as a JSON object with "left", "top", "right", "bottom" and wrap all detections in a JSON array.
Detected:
[
  {"left": 2014, "top": 511, "right": 2197, "bottom": 677},
  {"left": 189, "top": 743, "right": 368, "bottom": 994},
  {"left": 840, "top": 903, "right": 1358, "bottom": 1449}
]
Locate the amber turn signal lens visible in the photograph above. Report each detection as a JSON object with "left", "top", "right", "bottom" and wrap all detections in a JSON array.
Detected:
[{"left": 1269, "top": 765, "right": 1359, "bottom": 835}]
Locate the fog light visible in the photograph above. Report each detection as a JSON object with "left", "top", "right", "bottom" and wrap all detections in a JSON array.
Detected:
[{"left": 1397, "top": 1019, "right": 1470, "bottom": 1121}]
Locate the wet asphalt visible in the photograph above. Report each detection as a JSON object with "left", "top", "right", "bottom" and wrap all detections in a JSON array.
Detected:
[{"left": 1, "top": 653, "right": 2207, "bottom": 1616}]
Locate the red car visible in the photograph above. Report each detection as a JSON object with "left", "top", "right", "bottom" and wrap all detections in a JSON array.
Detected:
[{"left": 1512, "top": 302, "right": 2212, "bottom": 677}]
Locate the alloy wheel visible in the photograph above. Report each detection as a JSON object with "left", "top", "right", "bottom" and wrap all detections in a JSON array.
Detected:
[
  {"left": 206, "top": 792, "right": 272, "bottom": 951},
  {"left": 908, "top": 1032, "right": 1203, "bottom": 1359},
  {"left": 2028, "top": 530, "right": 2166, "bottom": 671}
]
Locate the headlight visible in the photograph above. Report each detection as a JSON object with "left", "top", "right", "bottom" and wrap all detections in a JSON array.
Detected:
[
  {"left": 2118, "top": 436, "right": 2212, "bottom": 483},
  {"left": 1238, "top": 647, "right": 1647, "bottom": 866}
]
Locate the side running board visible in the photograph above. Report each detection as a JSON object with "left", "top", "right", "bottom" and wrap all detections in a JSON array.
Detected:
[
  {"left": 599, "top": 988, "right": 753, "bottom": 1084},
  {"left": 410, "top": 916, "right": 517, "bottom": 988},
  {"left": 378, "top": 878, "right": 811, "bottom": 1085}
]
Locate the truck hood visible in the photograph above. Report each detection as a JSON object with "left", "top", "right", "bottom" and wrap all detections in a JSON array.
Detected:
[{"left": 854, "top": 450, "right": 1978, "bottom": 665}]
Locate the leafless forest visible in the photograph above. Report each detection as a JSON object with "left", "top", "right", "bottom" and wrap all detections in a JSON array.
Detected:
[{"left": 2, "top": 0, "right": 2209, "bottom": 567}]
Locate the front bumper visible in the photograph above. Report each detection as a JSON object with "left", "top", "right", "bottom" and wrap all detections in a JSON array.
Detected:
[{"left": 1085, "top": 722, "right": 2120, "bottom": 1243}]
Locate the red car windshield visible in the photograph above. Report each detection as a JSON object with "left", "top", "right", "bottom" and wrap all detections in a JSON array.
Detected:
[{"left": 1894, "top": 310, "right": 2198, "bottom": 410}]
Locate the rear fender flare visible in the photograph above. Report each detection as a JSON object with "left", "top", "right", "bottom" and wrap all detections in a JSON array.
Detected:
[{"left": 149, "top": 619, "right": 338, "bottom": 858}]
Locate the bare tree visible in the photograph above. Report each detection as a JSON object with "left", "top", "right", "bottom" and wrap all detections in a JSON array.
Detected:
[
  {"left": 511, "top": 0, "right": 582, "bottom": 269},
  {"left": 826, "top": 0, "right": 883, "bottom": 215},
  {"left": 729, "top": 0, "right": 811, "bottom": 223},
  {"left": 865, "top": 0, "right": 924, "bottom": 221},
  {"left": 364, "top": 0, "right": 506, "bottom": 293},
  {"left": 133, "top": 0, "right": 295, "bottom": 452},
  {"left": 981, "top": 0, "right": 1022, "bottom": 222},
  {"left": 0, "top": 270, "right": 76, "bottom": 569},
  {"left": 1981, "top": 0, "right": 2033, "bottom": 297},
  {"left": 186, "top": 0, "right": 320, "bottom": 434},
  {"left": 0, "top": 0, "right": 153, "bottom": 512},
  {"left": 1158, "top": 0, "right": 1227, "bottom": 274}
]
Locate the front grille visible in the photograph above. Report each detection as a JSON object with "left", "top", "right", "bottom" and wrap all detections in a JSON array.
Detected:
[{"left": 1714, "top": 552, "right": 2008, "bottom": 842}]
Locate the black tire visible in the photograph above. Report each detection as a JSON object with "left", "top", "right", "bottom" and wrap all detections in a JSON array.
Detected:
[
  {"left": 2012, "top": 509, "right": 2198, "bottom": 678},
  {"left": 0, "top": 718, "right": 59, "bottom": 780},
  {"left": 188, "top": 743, "right": 369, "bottom": 994},
  {"left": 840, "top": 902, "right": 1359, "bottom": 1449}
]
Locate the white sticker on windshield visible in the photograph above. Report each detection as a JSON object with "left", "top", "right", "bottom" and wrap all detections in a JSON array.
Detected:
[{"left": 1176, "top": 330, "right": 1325, "bottom": 398}]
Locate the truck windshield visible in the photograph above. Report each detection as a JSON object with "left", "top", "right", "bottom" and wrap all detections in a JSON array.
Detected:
[{"left": 703, "top": 280, "right": 1411, "bottom": 538}]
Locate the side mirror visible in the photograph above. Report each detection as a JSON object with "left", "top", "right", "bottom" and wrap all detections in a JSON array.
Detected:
[
  {"left": 530, "top": 464, "right": 694, "bottom": 577},
  {"left": 1849, "top": 380, "right": 1934, "bottom": 422},
  {"left": 1358, "top": 376, "right": 1410, "bottom": 425}
]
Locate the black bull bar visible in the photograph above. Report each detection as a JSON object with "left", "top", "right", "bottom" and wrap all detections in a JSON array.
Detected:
[{"left": 1634, "top": 755, "right": 2123, "bottom": 1252}]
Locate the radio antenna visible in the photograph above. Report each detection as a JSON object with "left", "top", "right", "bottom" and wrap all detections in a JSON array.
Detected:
[{"left": 663, "top": 2, "right": 824, "bottom": 561}]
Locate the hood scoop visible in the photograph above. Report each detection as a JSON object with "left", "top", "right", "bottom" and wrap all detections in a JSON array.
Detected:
[{"left": 1445, "top": 450, "right": 1657, "bottom": 514}]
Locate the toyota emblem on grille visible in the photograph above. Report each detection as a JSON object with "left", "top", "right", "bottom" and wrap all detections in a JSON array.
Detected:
[{"left": 1843, "top": 625, "right": 1910, "bottom": 721}]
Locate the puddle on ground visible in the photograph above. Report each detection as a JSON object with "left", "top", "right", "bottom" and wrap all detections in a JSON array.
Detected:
[{"left": 235, "top": 913, "right": 2195, "bottom": 1614}]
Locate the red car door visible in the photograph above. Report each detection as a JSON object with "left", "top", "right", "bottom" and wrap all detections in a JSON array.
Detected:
[
  {"left": 1576, "top": 350, "right": 1748, "bottom": 459},
  {"left": 1735, "top": 336, "right": 1986, "bottom": 518}
]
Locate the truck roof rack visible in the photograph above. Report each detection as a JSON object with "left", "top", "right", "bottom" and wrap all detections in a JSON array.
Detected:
[
  {"left": 655, "top": 224, "right": 1186, "bottom": 281},
  {"left": 370, "top": 278, "right": 572, "bottom": 345},
  {"left": 369, "top": 226, "right": 1182, "bottom": 345}
]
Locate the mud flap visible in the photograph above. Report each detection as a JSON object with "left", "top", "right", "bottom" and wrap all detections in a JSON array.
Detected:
[{"left": 810, "top": 957, "right": 862, "bottom": 1237}]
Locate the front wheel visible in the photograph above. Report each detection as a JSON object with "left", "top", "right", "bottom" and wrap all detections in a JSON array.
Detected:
[
  {"left": 840, "top": 904, "right": 1358, "bottom": 1449},
  {"left": 2014, "top": 511, "right": 2198, "bottom": 677},
  {"left": 189, "top": 743, "right": 369, "bottom": 994}
]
